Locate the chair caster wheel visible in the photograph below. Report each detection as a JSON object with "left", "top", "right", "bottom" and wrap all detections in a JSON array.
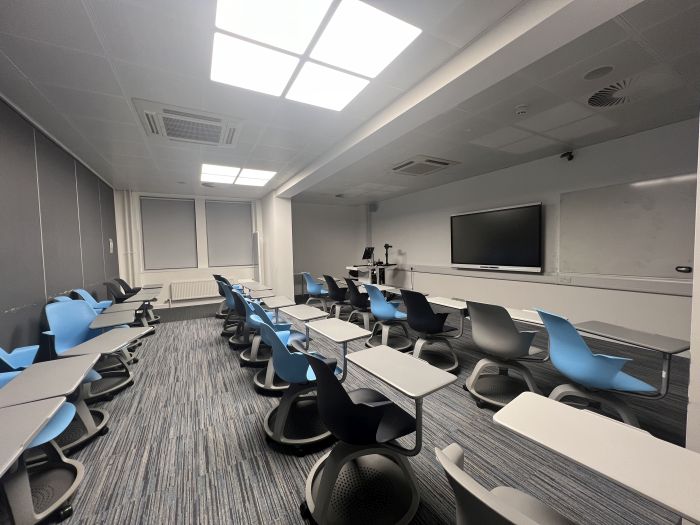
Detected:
[
  {"left": 300, "top": 501, "right": 315, "bottom": 523},
  {"left": 462, "top": 385, "right": 468, "bottom": 391},
  {"left": 55, "top": 504, "right": 73, "bottom": 521},
  {"left": 132, "top": 357, "right": 139, "bottom": 364},
  {"left": 99, "top": 426, "right": 109, "bottom": 436},
  {"left": 475, "top": 399, "right": 486, "bottom": 409},
  {"left": 104, "top": 395, "right": 114, "bottom": 402}
]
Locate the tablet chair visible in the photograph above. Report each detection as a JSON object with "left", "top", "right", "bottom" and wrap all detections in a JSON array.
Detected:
[
  {"left": 70, "top": 288, "right": 112, "bottom": 314},
  {"left": 537, "top": 309, "right": 656, "bottom": 427},
  {"left": 302, "top": 272, "right": 328, "bottom": 311},
  {"left": 114, "top": 278, "right": 140, "bottom": 295},
  {"left": 240, "top": 299, "right": 297, "bottom": 367},
  {"left": 436, "top": 443, "right": 574, "bottom": 525},
  {"left": 261, "top": 324, "right": 332, "bottom": 451},
  {"left": 213, "top": 274, "right": 229, "bottom": 318},
  {"left": 323, "top": 275, "right": 351, "bottom": 319},
  {"left": 0, "top": 402, "right": 85, "bottom": 524},
  {"left": 52, "top": 296, "right": 72, "bottom": 302},
  {"left": 219, "top": 282, "right": 244, "bottom": 337},
  {"left": 465, "top": 301, "right": 544, "bottom": 408},
  {"left": 364, "top": 284, "right": 412, "bottom": 351},
  {"left": 301, "top": 353, "right": 420, "bottom": 525},
  {"left": 103, "top": 281, "right": 131, "bottom": 304},
  {"left": 401, "top": 289, "right": 458, "bottom": 372},
  {"left": 0, "top": 345, "right": 39, "bottom": 372},
  {"left": 345, "top": 278, "right": 373, "bottom": 330}
]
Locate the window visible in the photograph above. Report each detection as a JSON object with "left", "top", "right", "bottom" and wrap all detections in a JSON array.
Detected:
[
  {"left": 205, "top": 201, "right": 254, "bottom": 266},
  {"left": 140, "top": 198, "right": 197, "bottom": 270}
]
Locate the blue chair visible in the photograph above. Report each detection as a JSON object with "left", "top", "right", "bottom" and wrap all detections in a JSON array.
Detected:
[
  {"left": 365, "top": 284, "right": 412, "bottom": 351},
  {"left": 537, "top": 309, "right": 656, "bottom": 427},
  {"left": 0, "top": 345, "right": 39, "bottom": 371},
  {"left": 302, "top": 272, "right": 328, "bottom": 311},
  {"left": 260, "top": 323, "right": 331, "bottom": 448},
  {"left": 239, "top": 294, "right": 297, "bottom": 367},
  {"left": 53, "top": 295, "right": 72, "bottom": 302},
  {"left": 71, "top": 288, "right": 112, "bottom": 314},
  {"left": 219, "top": 281, "right": 245, "bottom": 337}
]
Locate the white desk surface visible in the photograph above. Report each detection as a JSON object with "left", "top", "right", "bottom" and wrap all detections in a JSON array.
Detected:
[
  {"left": 89, "top": 310, "right": 136, "bottom": 329},
  {"left": 262, "top": 296, "right": 296, "bottom": 309},
  {"left": 141, "top": 283, "right": 162, "bottom": 289},
  {"left": 250, "top": 289, "right": 275, "bottom": 299},
  {"left": 244, "top": 282, "right": 272, "bottom": 292},
  {"left": 575, "top": 321, "right": 689, "bottom": 355},
  {"left": 348, "top": 346, "right": 456, "bottom": 399},
  {"left": 103, "top": 302, "right": 141, "bottom": 314},
  {"left": 359, "top": 283, "right": 397, "bottom": 293},
  {"left": 306, "top": 318, "right": 371, "bottom": 344},
  {"left": 428, "top": 296, "right": 468, "bottom": 311},
  {"left": 494, "top": 392, "right": 700, "bottom": 522},
  {"left": 236, "top": 278, "right": 255, "bottom": 284},
  {"left": 0, "top": 355, "right": 99, "bottom": 408},
  {"left": 0, "top": 397, "right": 65, "bottom": 477},
  {"left": 280, "top": 304, "right": 329, "bottom": 322},
  {"left": 60, "top": 327, "right": 151, "bottom": 357},
  {"left": 124, "top": 290, "right": 159, "bottom": 303},
  {"left": 505, "top": 308, "right": 542, "bottom": 325}
]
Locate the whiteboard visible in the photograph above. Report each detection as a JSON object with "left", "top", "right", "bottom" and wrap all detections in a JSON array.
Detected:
[{"left": 559, "top": 175, "right": 696, "bottom": 279}]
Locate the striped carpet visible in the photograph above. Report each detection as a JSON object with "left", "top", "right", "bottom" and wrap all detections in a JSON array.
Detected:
[{"left": 66, "top": 310, "right": 687, "bottom": 524}]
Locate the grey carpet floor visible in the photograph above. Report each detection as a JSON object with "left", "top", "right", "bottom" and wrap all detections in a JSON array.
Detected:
[{"left": 66, "top": 310, "right": 687, "bottom": 524}]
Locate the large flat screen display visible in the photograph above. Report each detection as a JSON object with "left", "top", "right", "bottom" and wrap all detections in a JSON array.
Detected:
[{"left": 450, "top": 203, "right": 542, "bottom": 273}]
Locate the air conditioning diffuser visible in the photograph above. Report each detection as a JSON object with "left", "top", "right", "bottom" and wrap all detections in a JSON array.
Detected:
[{"left": 391, "top": 155, "right": 459, "bottom": 176}]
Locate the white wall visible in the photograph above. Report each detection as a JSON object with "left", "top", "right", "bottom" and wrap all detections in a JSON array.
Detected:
[
  {"left": 114, "top": 190, "right": 258, "bottom": 307},
  {"left": 291, "top": 201, "right": 368, "bottom": 279},
  {"left": 687, "top": 118, "right": 700, "bottom": 452},
  {"left": 371, "top": 119, "right": 699, "bottom": 339},
  {"left": 260, "top": 191, "right": 295, "bottom": 298}
]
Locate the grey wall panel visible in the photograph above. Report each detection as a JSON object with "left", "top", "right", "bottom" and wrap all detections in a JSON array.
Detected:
[
  {"left": 0, "top": 102, "right": 46, "bottom": 349},
  {"left": 205, "top": 201, "right": 253, "bottom": 266},
  {"left": 77, "top": 164, "right": 106, "bottom": 299},
  {"left": 36, "top": 133, "right": 83, "bottom": 297},
  {"left": 141, "top": 197, "right": 197, "bottom": 270},
  {"left": 99, "top": 181, "right": 119, "bottom": 280}
]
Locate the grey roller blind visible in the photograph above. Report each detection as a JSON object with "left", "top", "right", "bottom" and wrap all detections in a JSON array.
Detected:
[
  {"left": 205, "top": 201, "right": 253, "bottom": 266},
  {"left": 141, "top": 197, "right": 197, "bottom": 270}
]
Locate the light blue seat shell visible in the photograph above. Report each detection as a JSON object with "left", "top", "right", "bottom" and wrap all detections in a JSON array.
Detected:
[
  {"left": 28, "top": 402, "right": 77, "bottom": 449},
  {"left": 260, "top": 323, "right": 316, "bottom": 383},
  {"left": 365, "top": 284, "right": 406, "bottom": 321},
  {"left": 250, "top": 301, "right": 306, "bottom": 346},
  {"left": 302, "top": 273, "right": 328, "bottom": 296},
  {"left": 73, "top": 288, "right": 112, "bottom": 313},
  {"left": 0, "top": 345, "right": 39, "bottom": 369}
]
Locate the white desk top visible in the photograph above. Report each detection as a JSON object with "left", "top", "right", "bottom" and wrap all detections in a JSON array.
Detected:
[
  {"left": 236, "top": 278, "right": 255, "bottom": 283},
  {"left": 280, "top": 304, "right": 329, "bottom": 322},
  {"left": 262, "top": 296, "right": 296, "bottom": 309},
  {"left": 575, "top": 321, "right": 689, "bottom": 355},
  {"left": 428, "top": 296, "right": 468, "bottom": 311},
  {"left": 103, "top": 302, "right": 141, "bottom": 314},
  {"left": 89, "top": 310, "right": 136, "bottom": 329},
  {"left": 494, "top": 392, "right": 700, "bottom": 522},
  {"left": 250, "top": 289, "right": 275, "bottom": 299},
  {"left": 0, "top": 355, "right": 99, "bottom": 408},
  {"left": 505, "top": 308, "right": 542, "bottom": 325},
  {"left": 141, "top": 283, "right": 162, "bottom": 289},
  {"left": 0, "top": 397, "right": 65, "bottom": 477},
  {"left": 60, "top": 327, "right": 151, "bottom": 357},
  {"left": 359, "top": 283, "right": 397, "bottom": 293},
  {"left": 307, "top": 318, "right": 371, "bottom": 344},
  {"left": 244, "top": 282, "right": 272, "bottom": 292},
  {"left": 348, "top": 346, "right": 456, "bottom": 399},
  {"left": 124, "top": 290, "right": 159, "bottom": 303}
]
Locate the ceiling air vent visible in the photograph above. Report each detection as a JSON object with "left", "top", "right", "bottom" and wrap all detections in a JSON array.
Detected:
[
  {"left": 391, "top": 155, "right": 459, "bottom": 176},
  {"left": 133, "top": 99, "right": 240, "bottom": 147},
  {"left": 587, "top": 67, "right": 681, "bottom": 108}
]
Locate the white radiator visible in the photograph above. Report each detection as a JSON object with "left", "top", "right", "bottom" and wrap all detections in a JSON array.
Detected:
[{"left": 170, "top": 280, "right": 220, "bottom": 301}]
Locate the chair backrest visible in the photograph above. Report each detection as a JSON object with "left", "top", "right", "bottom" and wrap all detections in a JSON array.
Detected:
[
  {"left": 213, "top": 275, "right": 226, "bottom": 298},
  {"left": 233, "top": 289, "right": 255, "bottom": 322},
  {"left": 401, "top": 289, "right": 445, "bottom": 333},
  {"left": 52, "top": 296, "right": 72, "bottom": 303},
  {"left": 345, "top": 278, "right": 368, "bottom": 309},
  {"left": 467, "top": 301, "right": 534, "bottom": 360},
  {"left": 323, "top": 275, "right": 346, "bottom": 302},
  {"left": 436, "top": 444, "right": 540, "bottom": 525},
  {"left": 536, "top": 309, "right": 596, "bottom": 380},
  {"left": 114, "top": 278, "right": 136, "bottom": 294},
  {"left": 306, "top": 353, "right": 381, "bottom": 445},
  {"left": 365, "top": 284, "right": 397, "bottom": 321},
  {"left": 44, "top": 300, "right": 97, "bottom": 353},
  {"left": 104, "top": 281, "right": 128, "bottom": 302},
  {"left": 71, "top": 288, "right": 99, "bottom": 309},
  {"left": 259, "top": 323, "right": 310, "bottom": 384},
  {"left": 250, "top": 301, "right": 275, "bottom": 327},
  {"left": 302, "top": 272, "right": 323, "bottom": 295},
  {"left": 220, "top": 283, "right": 237, "bottom": 309}
]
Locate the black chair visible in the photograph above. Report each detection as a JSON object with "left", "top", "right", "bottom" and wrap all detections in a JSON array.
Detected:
[
  {"left": 213, "top": 274, "right": 229, "bottom": 319},
  {"left": 114, "top": 278, "right": 141, "bottom": 295},
  {"left": 301, "top": 353, "right": 420, "bottom": 525},
  {"left": 323, "top": 275, "right": 351, "bottom": 319},
  {"left": 103, "top": 281, "right": 131, "bottom": 304},
  {"left": 345, "top": 278, "right": 372, "bottom": 330},
  {"left": 228, "top": 290, "right": 252, "bottom": 350},
  {"left": 401, "top": 289, "right": 459, "bottom": 372}
]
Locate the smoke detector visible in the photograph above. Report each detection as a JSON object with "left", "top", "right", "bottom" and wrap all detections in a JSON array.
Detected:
[{"left": 515, "top": 104, "right": 529, "bottom": 117}]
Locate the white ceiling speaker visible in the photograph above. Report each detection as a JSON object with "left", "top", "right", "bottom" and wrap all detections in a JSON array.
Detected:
[
  {"left": 391, "top": 155, "right": 459, "bottom": 176},
  {"left": 133, "top": 98, "right": 241, "bottom": 147}
]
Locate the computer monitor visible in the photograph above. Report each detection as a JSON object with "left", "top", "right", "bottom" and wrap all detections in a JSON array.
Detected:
[{"left": 362, "top": 246, "right": 374, "bottom": 261}]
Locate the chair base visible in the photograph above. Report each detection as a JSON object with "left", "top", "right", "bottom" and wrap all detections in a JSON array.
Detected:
[
  {"left": 347, "top": 310, "right": 371, "bottom": 330},
  {"left": 305, "top": 296, "right": 328, "bottom": 311},
  {"left": 465, "top": 358, "right": 540, "bottom": 408},
  {"left": 253, "top": 361, "right": 290, "bottom": 395},
  {"left": 329, "top": 302, "right": 352, "bottom": 320},
  {"left": 215, "top": 300, "right": 228, "bottom": 319},
  {"left": 228, "top": 331, "right": 252, "bottom": 350},
  {"left": 239, "top": 336, "right": 271, "bottom": 367},
  {"left": 263, "top": 385, "right": 331, "bottom": 451},
  {"left": 412, "top": 337, "right": 458, "bottom": 373},
  {"left": 365, "top": 321, "right": 412, "bottom": 352},
  {"left": 83, "top": 358, "right": 133, "bottom": 404},
  {"left": 549, "top": 383, "right": 641, "bottom": 427},
  {"left": 303, "top": 441, "right": 419, "bottom": 525}
]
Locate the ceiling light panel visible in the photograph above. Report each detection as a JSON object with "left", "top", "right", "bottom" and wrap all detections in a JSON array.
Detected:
[
  {"left": 311, "top": 0, "right": 421, "bottom": 78},
  {"left": 286, "top": 61, "right": 369, "bottom": 110},
  {"left": 201, "top": 173, "right": 236, "bottom": 184},
  {"left": 235, "top": 177, "right": 269, "bottom": 186},
  {"left": 215, "top": 0, "right": 332, "bottom": 54},
  {"left": 201, "top": 163, "right": 240, "bottom": 184},
  {"left": 210, "top": 32, "right": 299, "bottom": 96},
  {"left": 239, "top": 168, "right": 276, "bottom": 180}
]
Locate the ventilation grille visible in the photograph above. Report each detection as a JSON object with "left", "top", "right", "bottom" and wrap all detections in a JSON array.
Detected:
[
  {"left": 588, "top": 78, "right": 634, "bottom": 107},
  {"left": 391, "top": 155, "right": 459, "bottom": 176},
  {"left": 133, "top": 99, "right": 240, "bottom": 147},
  {"left": 588, "top": 68, "right": 681, "bottom": 108}
]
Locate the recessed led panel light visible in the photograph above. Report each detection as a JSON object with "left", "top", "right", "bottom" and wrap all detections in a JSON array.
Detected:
[
  {"left": 211, "top": 33, "right": 299, "bottom": 96},
  {"left": 216, "top": 0, "right": 332, "bottom": 54},
  {"left": 201, "top": 173, "right": 235, "bottom": 184},
  {"left": 311, "top": 0, "right": 421, "bottom": 78},
  {"left": 286, "top": 62, "right": 369, "bottom": 111},
  {"left": 201, "top": 163, "right": 240, "bottom": 177},
  {"left": 238, "top": 168, "right": 276, "bottom": 180},
  {"left": 235, "top": 177, "right": 268, "bottom": 186}
]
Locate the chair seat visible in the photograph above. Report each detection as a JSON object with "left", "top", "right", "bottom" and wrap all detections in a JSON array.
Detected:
[
  {"left": 491, "top": 486, "right": 575, "bottom": 525},
  {"left": 611, "top": 371, "right": 656, "bottom": 393},
  {"left": 28, "top": 403, "right": 76, "bottom": 448},
  {"left": 3, "top": 345, "right": 39, "bottom": 369},
  {"left": 248, "top": 314, "right": 264, "bottom": 329},
  {"left": 347, "top": 388, "right": 416, "bottom": 443}
]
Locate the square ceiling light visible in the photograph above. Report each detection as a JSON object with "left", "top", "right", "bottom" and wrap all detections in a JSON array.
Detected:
[
  {"left": 201, "top": 163, "right": 240, "bottom": 184},
  {"left": 235, "top": 168, "right": 277, "bottom": 186},
  {"left": 211, "top": 32, "right": 299, "bottom": 96},
  {"left": 215, "top": 0, "right": 332, "bottom": 54},
  {"left": 310, "top": 0, "right": 421, "bottom": 78},
  {"left": 286, "top": 62, "right": 369, "bottom": 110}
]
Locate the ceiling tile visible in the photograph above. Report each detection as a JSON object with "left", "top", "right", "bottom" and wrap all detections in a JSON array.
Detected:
[
  {"left": 499, "top": 135, "right": 561, "bottom": 154},
  {"left": 433, "top": 115, "right": 501, "bottom": 144},
  {"left": 113, "top": 60, "right": 203, "bottom": 109},
  {"left": 0, "top": 34, "right": 122, "bottom": 94},
  {"left": 479, "top": 85, "right": 567, "bottom": 128},
  {"left": 673, "top": 51, "right": 700, "bottom": 86},
  {"left": 456, "top": 73, "right": 533, "bottom": 115},
  {"left": 362, "top": 0, "right": 462, "bottom": 32},
  {"left": 544, "top": 115, "right": 616, "bottom": 142},
  {"left": 641, "top": 4, "right": 700, "bottom": 60},
  {"left": 620, "top": 0, "right": 700, "bottom": 31},
  {"left": 259, "top": 126, "right": 308, "bottom": 151},
  {"left": 469, "top": 126, "right": 532, "bottom": 149},
  {"left": 39, "top": 84, "right": 136, "bottom": 124},
  {"left": 516, "top": 101, "right": 592, "bottom": 132},
  {"left": 431, "top": 0, "right": 523, "bottom": 48},
  {"left": 91, "top": 140, "right": 150, "bottom": 160},
  {"left": 249, "top": 144, "right": 299, "bottom": 163},
  {"left": 108, "top": 155, "right": 157, "bottom": 171},
  {"left": 70, "top": 117, "right": 143, "bottom": 143}
]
